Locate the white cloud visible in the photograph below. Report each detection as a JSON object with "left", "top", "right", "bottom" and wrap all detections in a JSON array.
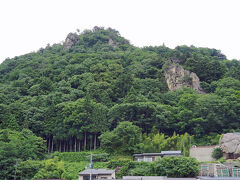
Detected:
[{"left": 0, "top": 0, "right": 240, "bottom": 64}]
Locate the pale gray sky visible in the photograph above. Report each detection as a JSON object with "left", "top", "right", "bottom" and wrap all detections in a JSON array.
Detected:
[{"left": 0, "top": 0, "right": 240, "bottom": 64}]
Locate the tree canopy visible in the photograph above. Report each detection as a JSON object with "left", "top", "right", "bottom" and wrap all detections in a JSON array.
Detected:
[
  {"left": 0, "top": 26, "right": 240, "bottom": 153},
  {"left": 0, "top": 129, "right": 46, "bottom": 179}
]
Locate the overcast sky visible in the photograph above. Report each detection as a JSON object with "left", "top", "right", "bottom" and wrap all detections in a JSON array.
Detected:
[{"left": 0, "top": 0, "right": 240, "bottom": 64}]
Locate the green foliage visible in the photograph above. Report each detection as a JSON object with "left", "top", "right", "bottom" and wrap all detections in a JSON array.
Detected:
[
  {"left": 194, "top": 133, "right": 222, "bottom": 146},
  {"left": 106, "top": 159, "right": 132, "bottom": 169},
  {"left": 16, "top": 158, "right": 108, "bottom": 180},
  {"left": 153, "top": 156, "right": 199, "bottom": 177},
  {"left": 0, "top": 129, "right": 46, "bottom": 179},
  {"left": 63, "top": 161, "right": 108, "bottom": 180},
  {"left": 185, "top": 55, "right": 226, "bottom": 83},
  {"left": 119, "top": 161, "right": 154, "bottom": 177},
  {"left": 118, "top": 156, "right": 199, "bottom": 178},
  {"left": 54, "top": 151, "right": 110, "bottom": 162},
  {"left": 17, "top": 160, "right": 43, "bottom": 179},
  {"left": 99, "top": 121, "right": 142, "bottom": 154},
  {"left": 0, "top": 26, "right": 240, "bottom": 155},
  {"left": 61, "top": 161, "right": 83, "bottom": 180},
  {"left": 136, "top": 132, "right": 193, "bottom": 156},
  {"left": 34, "top": 157, "right": 65, "bottom": 179},
  {"left": 219, "top": 157, "right": 226, "bottom": 163},
  {"left": 212, "top": 148, "right": 223, "bottom": 160},
  {"left": 108, "top": 102, "right": 175, "bottom": 134},
  {"left": 225, "top": 60, "right": 240, "bottom": 80}
]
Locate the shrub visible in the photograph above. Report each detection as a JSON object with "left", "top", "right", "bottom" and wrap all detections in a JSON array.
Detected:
[
  {"left": 53, "top": 151, "right": 109, "bottom": 162},
  {"left": 125, "top": 162, "right": 155, "bottom": 176},
  {"left": 212, "top": 147, "right": 223, "bottom": 160},
  {"left": 219, "top": 157, "right": 226, "bottom": 163},
  {"left": 17, "top": 160, "right": 43, "bottom": 179},
  {"left": 116, "top": 156, "right": 199, "bottom": 178},
  {"left": 99, "top": 121, "right": 142, "bottom": 154},
  {"left": 118, "top": 161, "right": 146, "bottom": 177},
  {"left": 153, "top": 156, "right": 199, "bottom": 177},
  {"left": 106, "top": 159, "right": 132, "bottom": 169},
  {"left": 34, "top": 157, "right": 65, "bottom": 179}
]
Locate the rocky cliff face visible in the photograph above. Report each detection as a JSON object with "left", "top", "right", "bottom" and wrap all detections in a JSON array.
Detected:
[
  {"left": 164, "top": 65, "right": 204, "bottom": 93},
  {"left": 220, "top": 133, "right": 240, "bottom": 154},
  {"left": 63, "top": 33, "right": 79, "bottom": 50}
]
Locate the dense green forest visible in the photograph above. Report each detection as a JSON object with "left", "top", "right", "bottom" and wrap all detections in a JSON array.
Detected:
[{"left": 0, "top": 26, "right": 240, "bottom": 154}]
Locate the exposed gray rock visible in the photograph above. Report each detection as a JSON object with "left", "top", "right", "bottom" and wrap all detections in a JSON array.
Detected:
[
  {"left": 164, "top": 65, "right": 204, "bottom": 93},
  {"left": 220, "top": 133, "right": 240, "bottom": 154},
  {"left": 93, "top": 26, "right": 101, "bottom": 32},
  {"left": 108, "top": 38, "right": 117, "bottom": 48},
  {"left": 63, "top": 33, "right": 79, "bottom": 50}
]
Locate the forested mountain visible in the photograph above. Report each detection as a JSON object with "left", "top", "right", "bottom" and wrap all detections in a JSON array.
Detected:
[{"left": 0, "top": 26, "right": 240, "bottom": 152}]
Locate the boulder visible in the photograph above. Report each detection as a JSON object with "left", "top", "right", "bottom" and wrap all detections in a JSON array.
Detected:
[{"left": 220, "top": 133, "right": 240, "bottom": 154}]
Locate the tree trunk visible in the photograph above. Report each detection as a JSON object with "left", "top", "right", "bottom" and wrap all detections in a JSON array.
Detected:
[
  {"left": 51, "top": 137, "right": 54, "bottom": 153},
  {"left": 46, "top": 138, "right": 48, "bottom": 153},
  {"left": 78, "top": 140, "right": 81, "bottom": 152},
  {"left": 70, "top": 139, "right": 72, "bottom": 152},
  {"left": 84, "top": 132, "right": 87, "bottom": 150},
  {"left": 90, "top": 135, "right": 92, "bottom": 151},
  {"left": 94, "top": 134, "right": 97, "bottom": 150},
  {"left": 64, "top": 141, "right": 66, "bottom": 152},
  {"left": 59, "top": 140, "right": 61, "bottom": 152},
  {"left": 48, "top": 137, "right": 51, "bottom": 153},
  {"left": 75, "top": 137, "right": 77, "bottom": 152}
]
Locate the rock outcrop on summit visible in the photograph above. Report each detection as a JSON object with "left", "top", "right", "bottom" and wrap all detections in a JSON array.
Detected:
[
  {"left": 164, "top": 65, "right": 204, "bottom": 93},
  {"left": 63, "top": 33, "right": 79, "bottom": 50}
]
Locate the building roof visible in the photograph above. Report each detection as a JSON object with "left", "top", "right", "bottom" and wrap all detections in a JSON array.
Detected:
[
  {"left": 133, "top": 153, "right": 162, "bottom": 156},
  {"left": 79, "top": 169, "right": 114, "bottom": 175},
  {"left": 133, "top": 151, "right": 181, "bottom": 157},
  {"left": 161, "top": 151, "right": 181, "bottom": 154},
  {"left": 191, "top": 145, "right": 218, "bottom": 148}
]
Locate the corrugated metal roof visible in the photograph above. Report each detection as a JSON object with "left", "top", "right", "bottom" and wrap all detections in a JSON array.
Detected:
[
  {"left": 79, "top": 169, "right": 114, "bottom": 175},
  {"left": 133, "top": 151, "right": 181, "bottom": 157},
  {"left": 161, "top": 151, "right": 181, "bottom": 154},
  {"left": 133, "top": 153, "right": 162, "bottom": 156}
]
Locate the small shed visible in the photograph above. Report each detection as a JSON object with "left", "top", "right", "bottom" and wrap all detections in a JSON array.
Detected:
[
  {"left": 79, "top": 169, "right": 115, "bottom": 180},
  {"left": 133, "top": 153, "right": 162, "bottom": 162}
]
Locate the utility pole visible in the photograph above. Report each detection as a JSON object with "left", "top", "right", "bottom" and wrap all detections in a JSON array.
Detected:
[
  {"left": 90, "top": 169, "right": 92, "bottom": 180},
  {"left": 89, "top": 153, "right": 93, "bottom": 168},
  {"left": 89, "top": 154, "right": 93, "bottom": 180}
]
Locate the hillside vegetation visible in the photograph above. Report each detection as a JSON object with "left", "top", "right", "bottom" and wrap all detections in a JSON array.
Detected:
[{"left": 0, "top": 26, "right": 240, "bottom": 154}]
